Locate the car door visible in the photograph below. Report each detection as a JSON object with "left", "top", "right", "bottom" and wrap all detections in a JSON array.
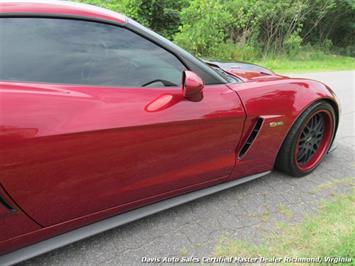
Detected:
[{"left": 0, "top": 17, "right": 245, "bottom": 226}]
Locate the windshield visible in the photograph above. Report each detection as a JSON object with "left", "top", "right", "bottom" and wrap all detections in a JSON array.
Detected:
[
  {"left": 198, "top": 59, "right": 240, "bottom": 83},
  {"left": 207, "top": 64, "right": 241, "bottom": 83}
]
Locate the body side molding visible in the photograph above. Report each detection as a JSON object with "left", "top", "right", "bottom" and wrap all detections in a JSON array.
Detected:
[{"left": 0, "top": 171, "right": 270, "bottom": 265}]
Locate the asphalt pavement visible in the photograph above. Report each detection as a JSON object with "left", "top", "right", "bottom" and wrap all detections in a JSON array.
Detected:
[{"left": 21, "top": 71, "right": 355, "bottom": 266}]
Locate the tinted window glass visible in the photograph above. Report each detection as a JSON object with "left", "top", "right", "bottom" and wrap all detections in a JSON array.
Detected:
[{"left": 0, "top": 18, "right": 185, "bottom": 87}]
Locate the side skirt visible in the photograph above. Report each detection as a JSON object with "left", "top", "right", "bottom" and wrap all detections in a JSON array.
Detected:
[{"left": 0, "top": 171, "right": 270, "bottom": 265}]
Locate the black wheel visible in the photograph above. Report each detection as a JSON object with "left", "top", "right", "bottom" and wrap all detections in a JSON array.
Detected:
[{"left": 276, "top": 101, "right": 336, "bottom": 177}]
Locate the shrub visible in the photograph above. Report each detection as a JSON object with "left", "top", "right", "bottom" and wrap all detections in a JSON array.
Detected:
[
  {"left": 77, "top": 0, "right": 354, "bottom": 62},
  {"left": 173, "top": 0, "right": 233, "bottom": 57}
]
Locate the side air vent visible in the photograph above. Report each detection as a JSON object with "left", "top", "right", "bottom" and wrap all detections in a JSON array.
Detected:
[
  {"left": 0, "top": 193, "right": 16, "bottom": 213},
  {"left": 238, "top": 118, "right": 264, "bottom": 159}
]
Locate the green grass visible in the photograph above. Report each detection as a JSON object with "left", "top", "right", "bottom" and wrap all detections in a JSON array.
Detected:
[
  {"left": 311, "top": 177, "right": 355, "bottom": 194},
  {"left": 254, "top": 54, "right": 355, "bottom": 73},
  {"left": 214, "top": 192, "right": 355, "bottom": 266},
  {"left": 277, "top": 204, "right": 294, "bottom": 219}
]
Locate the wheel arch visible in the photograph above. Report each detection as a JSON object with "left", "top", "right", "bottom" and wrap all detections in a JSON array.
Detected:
[{"left": 324, "top": 98, "right": 340, "bottom": 136}]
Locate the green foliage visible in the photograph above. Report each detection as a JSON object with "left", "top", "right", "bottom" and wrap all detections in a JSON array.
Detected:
[
  {"left": 124, "top": 0, "right": 188, "bottom": 39},
  {"left": 302, "top": 0, "right": 354, "bottom": 56},
  {"left": 173, "top": 0, "right": 353, "bottom": 60},
  {"left": 77, "top": 0, "right": 354, "bottom": 66},
  {"left": 174, "top": 0, "right": 233, "bottom": 57},
  {"left": 284, "top": 34, "right": 303, "bottom": 56},
  {"left": 77, "top": 0, "right": 187, "bottom": 39},
  {"left": 76, "top": 0, "right": 127, "bottom": 13}
]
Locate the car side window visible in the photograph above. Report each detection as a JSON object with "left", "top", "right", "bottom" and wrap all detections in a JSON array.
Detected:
[{"left": 0, "top": 18, "right": 186, "bottom": 87}]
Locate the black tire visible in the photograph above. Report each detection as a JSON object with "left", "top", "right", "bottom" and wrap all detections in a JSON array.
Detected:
[{"left": 275, "top": 101, "right": 336, "bottom": 177}]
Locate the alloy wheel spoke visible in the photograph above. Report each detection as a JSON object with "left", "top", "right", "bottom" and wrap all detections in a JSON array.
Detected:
[
  {"left": 297, "top": 113, "right": 326, "bottom": 165},
  {"left": 297, "top": 147, "right": 308, "bottom": 161}
]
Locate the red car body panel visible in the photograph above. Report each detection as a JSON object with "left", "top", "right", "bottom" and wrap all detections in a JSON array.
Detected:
[
  {"left": 226, "top": 78, "right": 337, "bottom": 179},
  {"left": 0, "top": 1, "right": 126, "bottom": 24},
  {"left": 0, "top": 0, "right": 339, "bottom": 258},
  {"left": 0, "top": 81, "right": 245, "bottom": 253},
  {"left": 0, "top": 78, "right": 336, "bottom": 255},
  {"left": 0, "top": 186, "right": 41, "bottom": 242},
  {"left": 227, "top": 70, "right": 280, "bottom": 81}
]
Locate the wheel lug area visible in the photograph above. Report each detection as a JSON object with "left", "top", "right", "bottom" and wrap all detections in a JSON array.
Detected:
[{"left": 296, "top": 111, "right": 329, "bottom": 167}]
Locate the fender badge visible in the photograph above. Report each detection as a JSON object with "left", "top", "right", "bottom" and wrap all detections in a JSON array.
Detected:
[{"left": 269, "top": 121, "right": 284, "bottom": 127}]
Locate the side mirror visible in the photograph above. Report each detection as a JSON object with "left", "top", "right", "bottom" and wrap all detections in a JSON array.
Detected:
[{"left": 182, "top": 71, "right": 204, "bottom": 102}]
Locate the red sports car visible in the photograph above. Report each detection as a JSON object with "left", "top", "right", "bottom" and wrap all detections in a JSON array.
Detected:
[{"left": 0, "top": 1, "right": 339, "bottom": 264}]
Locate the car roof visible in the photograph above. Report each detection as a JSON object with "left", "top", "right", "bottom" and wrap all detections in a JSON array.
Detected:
[{"left": 0, "top": 0, "right": 126, "bottom": 24}]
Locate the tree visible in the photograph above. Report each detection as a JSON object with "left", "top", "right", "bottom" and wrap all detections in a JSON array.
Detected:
[{"left": 125, "top": 0, "right": 188, "bottom": 39}]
